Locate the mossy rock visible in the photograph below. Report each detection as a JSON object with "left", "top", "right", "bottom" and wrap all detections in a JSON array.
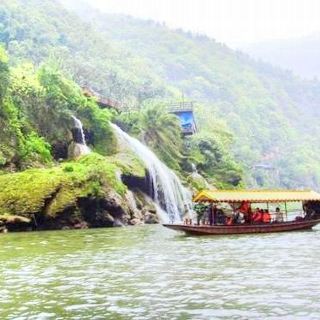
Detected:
[
  {"left": 108, "top": 150, "right": 146, "bottom": 179},
  {"left": 0, "top": 153, "right": 127, "bottom": 221},
  {"left": 0, "top": 214, "right": 31, "bottom": 224},
  {"left": 187, "top": 172, "right": 213, "bottom": 191}
]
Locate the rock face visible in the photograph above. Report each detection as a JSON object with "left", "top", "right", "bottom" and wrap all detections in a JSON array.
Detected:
[
  {"left": 187, "top": 172, "right": 215, "bottom": 192},
  {"left": 0, "top": 215, "right": 31, "bottom": 232},
  {"left": 125, "top": 191, "right": 159, "bottom": 225},
  {"left": 68, "top": 141, "right": 91, "bottom": 159},
  {"left": 52, "top": 141, "right": 69, "bottom": 160},
  {"left": 0, "top": 152, "right": 161, "bottom": 232},
  {"left": 81, "top": 191, "right": 130, "bottom": 228}
]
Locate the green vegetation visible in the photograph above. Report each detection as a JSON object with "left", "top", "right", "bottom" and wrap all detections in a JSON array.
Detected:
[
  {"left": 0, "top": 0, "right": 245, "bottom": 189},
  {"left": 2, "top": 0, "right": 319, "bottom": 191},
  {"left": 64, "top": 1, "right": 320, "bottom": 189},
  {"left": 0, "top": 48, "right": 117, "bottom": 170},
  {"left": 0, "top": 44, "right": 136, "bottom": 228},
  {"left": 0, "top": 153, "right": 126, "bottom": 221},
  {"left": 187, "top": 133, "right": 243, "bottom": 188},
  {"left": 116, "top": 102, "right": 243, "bottom": 187}
]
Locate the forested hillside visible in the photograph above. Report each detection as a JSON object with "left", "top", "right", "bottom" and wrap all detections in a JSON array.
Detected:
[
  {"left": 63, "top": 1, "right": 320, "bottom": 189},
  {"left": 0, "top": 0, "right": 242, "bottom": 190},
  {"left": 1, "top": 0, "right": 320, "bottom": 189},
  {"left": 0, "top": 46, "right": 137, "bottom": 229},
  {"left": 66, "top": 1, "right": 320, "bottom": 189}
]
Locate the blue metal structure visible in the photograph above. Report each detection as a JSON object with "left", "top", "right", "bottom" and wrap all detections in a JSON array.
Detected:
[{"left": 168, "top": 102, "right": 197, "bottom": 135}]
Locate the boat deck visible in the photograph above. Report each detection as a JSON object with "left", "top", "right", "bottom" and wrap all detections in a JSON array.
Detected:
[{"left": 163, "top": 219, "right": 320, "bottom": 235}]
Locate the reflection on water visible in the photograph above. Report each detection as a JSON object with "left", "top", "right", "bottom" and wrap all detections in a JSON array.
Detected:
[{"left": 0, "top": 225, "right": 319, "bottom": 319}]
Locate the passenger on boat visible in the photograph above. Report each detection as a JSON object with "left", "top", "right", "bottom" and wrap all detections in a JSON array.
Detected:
[
  {"left": 232, "top": 211, "right": 238, "bottom": 224},
  {"left": 252, "top": 208, "right": 262, "bottom": 223},
  {"left": 238, "top": 201, "right": 252, "bottom": 224},
  {"left": 244, "top": 207, "right": 253, "bottom": 224},
  {"left": 217, "top": 209, "right": 226, "bottom": 224},
  {"left": 195, "top": 207, "right": 205, "bottom": 225},
  {"left": 210, "top": 205, "right": 218, "bottom": 226},
  {"left": 239, "top": 201, "right": 250, "bottom": 213},
  {"left": 275, "top": 207, "right": 284, "bottom": 222},
  {"left": 233, "top": 211, "right": 244, "bottom": 224},
  {"left": 262, "top": 209, "right": 271, "bottom": 223},
  {"left": 238, "top": 212, "right": 245, "bottom": 224}
]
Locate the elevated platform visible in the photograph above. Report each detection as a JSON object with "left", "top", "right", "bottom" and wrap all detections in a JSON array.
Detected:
[
  {"left": 168, "top": 102, "right": 197, "bottom": 135},
  {"left": 82, "top": 87, "right": 121, "bottom": 112}
]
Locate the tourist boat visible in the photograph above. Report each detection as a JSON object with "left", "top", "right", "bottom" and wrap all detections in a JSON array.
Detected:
[{"left": 163, "top": 190, "right": 320, "bottom": 235}]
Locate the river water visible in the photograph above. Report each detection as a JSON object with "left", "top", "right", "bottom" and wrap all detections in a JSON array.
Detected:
[{"left": 0, "top": 225, "right": 319, "bottom": 320}]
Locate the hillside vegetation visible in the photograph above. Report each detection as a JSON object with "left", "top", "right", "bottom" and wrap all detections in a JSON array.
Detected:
[
  {"left": 0, "top": 0, "right": 243, "bottom": 189},
  {"left": 70, "top": 5, "right": 320, "bottom": 189},
  {"left": 0, "top": 47, "right": 183, "bottom": 231},
  {"left": 0, "top": 44, "right": 242, "bottom": 231},
  {"left": 0, "top": 46, "right": 136, "bottom": 230},
  {"left": 1, "top": 0, "right": 320, "bottom": 189}
]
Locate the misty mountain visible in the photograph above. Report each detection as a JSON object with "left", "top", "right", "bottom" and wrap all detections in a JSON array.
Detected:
[
  {"left": 61, "top": 0, "right": 320, "bottom": 188},
  {"left": 241, "top": 34, "right": 320, "bottom": 80},
  {"left": 1, "top": 0, "right": 320, "bottom": 189}
]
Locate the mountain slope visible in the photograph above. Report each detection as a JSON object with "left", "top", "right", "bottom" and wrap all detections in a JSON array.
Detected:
[
  {"left": 60, "top": 1, "right": 320, "bottom": 189},
  {"left": 1, "top": 0, "right": 320, "bottom": 188},
  {"left": 0, "top": 0, "right": 172, "bottom": 105}
]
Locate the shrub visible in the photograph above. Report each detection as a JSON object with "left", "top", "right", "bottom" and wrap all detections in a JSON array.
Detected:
[{"left": 21, "top": 132, "right": 52, "bottom": 164}]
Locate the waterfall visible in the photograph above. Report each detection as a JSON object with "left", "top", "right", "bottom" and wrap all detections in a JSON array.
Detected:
[
  {"left": 71, "top": 115, "right": 91, "bottom": 156},
  {"left": 111, "top": 123, "right": 192, "bottom": 223},
  {"left": 191, "top": 163, "right": 198, "bottom": 173}
]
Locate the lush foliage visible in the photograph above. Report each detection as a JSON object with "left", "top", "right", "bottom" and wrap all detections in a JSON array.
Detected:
[
  {"left": 0, "top": 49, "right": 117, "bottom": 170},
  {"left": 62, "top": 1, "right": 320, "bottom": 189},
  {"left": 3, "top": 0, "right": 320, "bottom": 189},
  {"left": 187, "top": 133, "right": 243, "bottom": 188},
  {"left": 0, "top": 46, "right": 9, "bottom": 100},
  {"left": 117, "top": 102, "right": 184, "bottom": 171},
  {"left": 116, "top": 102, "right": 243, "bottom": 186},
  {"left": 0, "top": 0, "right": 245, "bottom": 188}
]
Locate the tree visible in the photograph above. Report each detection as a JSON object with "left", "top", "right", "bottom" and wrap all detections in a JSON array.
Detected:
[
  {"left": 138, "top": 102, "right": 184, "bottom": 171},
  {"left": 0, "top": 46, "right": 9, "bottom": 102}
]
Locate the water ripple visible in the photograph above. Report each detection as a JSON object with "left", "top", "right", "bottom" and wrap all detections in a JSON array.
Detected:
[{"left": 0, "top": 225, "right": 319, "bottom": 319}]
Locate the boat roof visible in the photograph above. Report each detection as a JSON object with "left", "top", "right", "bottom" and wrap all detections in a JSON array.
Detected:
[{"left": 193, "top": 189, "right": 320, "bottom": 203}]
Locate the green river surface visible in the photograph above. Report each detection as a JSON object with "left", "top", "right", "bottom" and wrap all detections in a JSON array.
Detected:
[{"left": 0, "top": 225, "right": 319, "bottom": 320}]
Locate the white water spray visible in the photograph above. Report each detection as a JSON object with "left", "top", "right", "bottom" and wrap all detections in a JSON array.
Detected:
[
  {"left": 71, "top": 115, "right": 91, "bottom": 155},
  {"left": 111, "top": 123, "right": 192, "bottom": 223},
  {"left": 191, "top": 163, "right": 198, "bottom": 174}
]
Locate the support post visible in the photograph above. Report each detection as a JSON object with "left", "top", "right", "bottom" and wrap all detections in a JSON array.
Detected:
[{"left": 285, "top": 202, "right": 288, "bottom": 221}]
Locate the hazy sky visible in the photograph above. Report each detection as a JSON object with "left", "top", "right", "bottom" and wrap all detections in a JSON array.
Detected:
[{"left": 89, "top": 0, "right": 320, "bottom": 47}]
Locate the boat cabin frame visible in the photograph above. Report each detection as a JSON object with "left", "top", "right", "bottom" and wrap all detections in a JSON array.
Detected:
[
  {"left": 163, "top": 190, "right": 320, "bottom": 235},
  {"left": 192, "top": 190, "right": 320, "bottom": 225}
]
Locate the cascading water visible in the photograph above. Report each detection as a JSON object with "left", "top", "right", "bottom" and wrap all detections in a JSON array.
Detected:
[
  {"left": 71, "top": 115, "right": 91, "bottom": 156},
  {"left": 111, "top": 123, "right": 192, "bottom": 223},
  {"left": 191, "top": 163, "right": 198, "bottom": 174}
]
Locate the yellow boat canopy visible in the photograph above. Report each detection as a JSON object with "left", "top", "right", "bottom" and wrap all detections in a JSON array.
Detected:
[{"left": 193, "top": 190, "right": 320, "bottom": 203}]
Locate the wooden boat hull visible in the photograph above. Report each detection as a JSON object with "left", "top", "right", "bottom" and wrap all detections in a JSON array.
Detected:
[{"left": 163, "top": 219, "right": 320, "bottom": 235}]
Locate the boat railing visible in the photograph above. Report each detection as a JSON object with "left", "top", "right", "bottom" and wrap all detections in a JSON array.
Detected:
[{"left": 183, "top": 213, "right": 308, "bottom": 226}]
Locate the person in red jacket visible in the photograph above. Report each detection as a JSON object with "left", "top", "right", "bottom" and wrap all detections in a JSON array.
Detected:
[
  {"left": 252, "top": 208, "right": 262, "bottom": 223},
  {"left": 262, "top": 209, "right": 271, "bottom": 223}
]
